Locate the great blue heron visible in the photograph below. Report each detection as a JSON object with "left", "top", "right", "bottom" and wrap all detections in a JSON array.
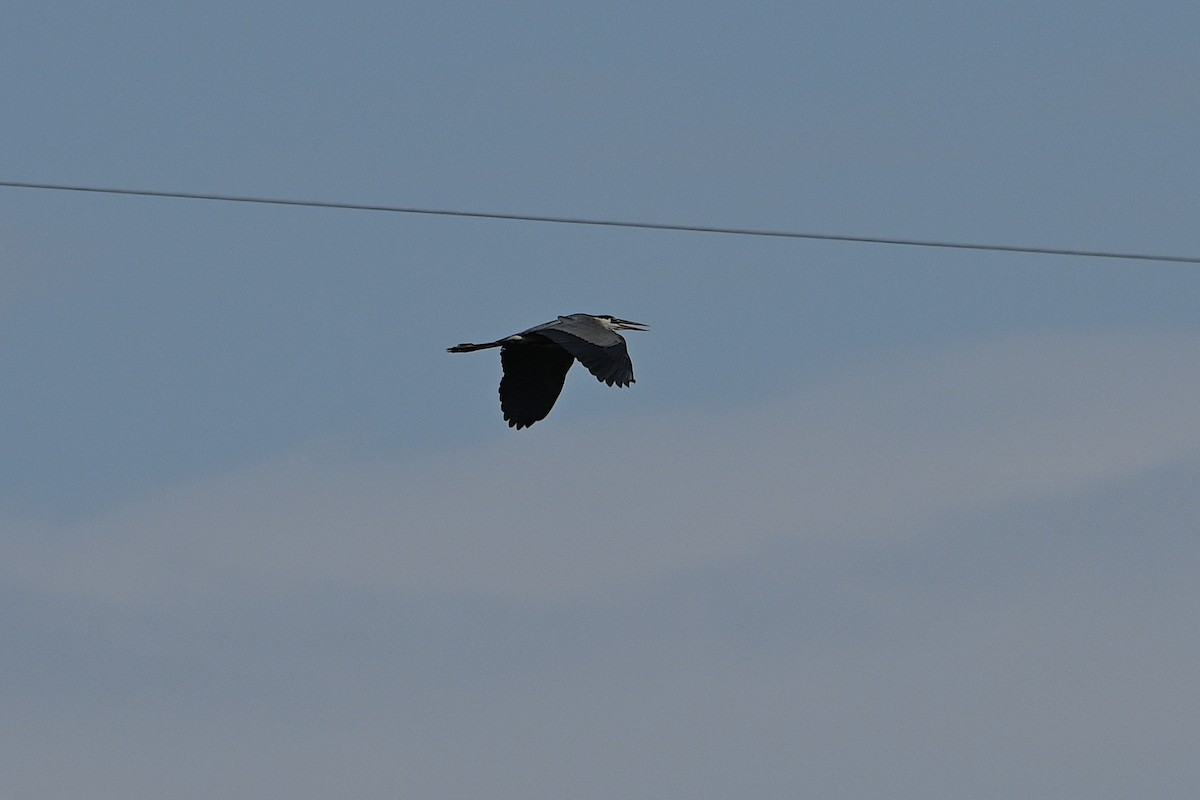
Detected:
[{"left": 448, "top": 314, "right": 648, "bottom": 429}]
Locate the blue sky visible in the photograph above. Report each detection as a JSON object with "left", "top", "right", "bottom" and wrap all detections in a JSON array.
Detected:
[{"left": 3, "top": 2, "right": 1200, "bottom": 797}]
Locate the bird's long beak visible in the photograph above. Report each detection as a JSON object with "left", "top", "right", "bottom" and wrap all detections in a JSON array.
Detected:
[{"left": 615, "top": 319, "right": 649, "bottom": 331}]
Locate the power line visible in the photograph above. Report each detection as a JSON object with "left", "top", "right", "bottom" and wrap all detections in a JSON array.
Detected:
[{"left": 3, "top": 179, "right": 1198, "bottom": 264}]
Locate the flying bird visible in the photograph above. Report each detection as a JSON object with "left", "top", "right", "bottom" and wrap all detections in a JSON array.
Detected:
[{"left": 448, "top": 313, "right": 648, "bottom": 429}]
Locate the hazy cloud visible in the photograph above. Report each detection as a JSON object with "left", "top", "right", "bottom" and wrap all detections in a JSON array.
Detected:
[{"left": 9, "top": 328, "right": 1199, "bottom": 604}]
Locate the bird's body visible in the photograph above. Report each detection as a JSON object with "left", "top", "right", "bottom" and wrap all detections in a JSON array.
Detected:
[{"left": 449, "top": 314, "right": 647, "bottom": 428}]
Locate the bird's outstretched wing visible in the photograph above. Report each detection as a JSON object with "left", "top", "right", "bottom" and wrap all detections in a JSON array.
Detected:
[
  {"left": 533, "top": 328, "right": 635, "bottom": 387},
  {"left": 499, "top": 343, "right": 575, "bottom": 428}
]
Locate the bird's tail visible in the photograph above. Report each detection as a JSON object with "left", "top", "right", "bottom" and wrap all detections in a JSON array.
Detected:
[{"left": 447, "top": 340, "right": 503, "bottom": 353}]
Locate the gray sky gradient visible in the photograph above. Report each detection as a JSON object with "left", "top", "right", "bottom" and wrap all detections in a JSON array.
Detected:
[{"left": 3, "top": 2, "right": 1200, "bottom": 798}]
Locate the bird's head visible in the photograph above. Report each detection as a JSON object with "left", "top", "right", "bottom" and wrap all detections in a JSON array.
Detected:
[{"left": 594, "top": 315, "right": 649, "bottom": 332}]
